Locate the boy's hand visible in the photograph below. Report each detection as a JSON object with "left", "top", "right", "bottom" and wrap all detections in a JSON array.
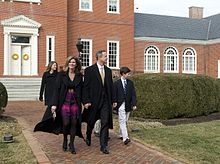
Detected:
[
  {"left": 84, "top": 103, "right": 91, "bottom": 109},
  {"left": 133, "top": 106, "right": 137, "bottom": 110}
]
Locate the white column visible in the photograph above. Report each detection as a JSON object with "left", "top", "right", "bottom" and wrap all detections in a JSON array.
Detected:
[
  {"left": 3, "top": 32, "right": 9, "bottom": 75},
  {"left": 31, "top": 34, "right": 39, "bottom": 76}
]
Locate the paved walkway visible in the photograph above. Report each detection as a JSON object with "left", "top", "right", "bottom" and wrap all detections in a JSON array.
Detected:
[{"left": 5, "top": 101, "right": 183, "bottom": 164}]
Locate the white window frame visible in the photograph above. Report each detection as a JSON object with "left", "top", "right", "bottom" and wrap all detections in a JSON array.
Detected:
[
  {"left": 163, "top": 46, "right": 179, "bottom": 73},
  {"left": 81, "top": 39, "right": 93, "bottom": 68},
  {"left": 107, "top": 0, "right": 120, "bottom": 14},
  {"left": 107, "top": 40, "right": 119, "bottom": 69},
  {"left": 79, "top": 0, "right": 93, "bottom": 12},
  {"left": 3, "top": 0, "right": 41, "bottom": 4},
  {"left": 218, "top": 60, "right": 220, "bottom": 78},
  {"left": 182, "top": 48, "right": 197, "bottom": 74},
  {"left": 144, "top": 45, "right": 160, "bottom": 73},
  {"left": 46, "top": 36, "right": 55, "bottom": 66}
]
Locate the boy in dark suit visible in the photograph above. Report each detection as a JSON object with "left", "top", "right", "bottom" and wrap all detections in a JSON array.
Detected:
[{"left": 114, "top": 67, "right": 137, "bottom": 145}]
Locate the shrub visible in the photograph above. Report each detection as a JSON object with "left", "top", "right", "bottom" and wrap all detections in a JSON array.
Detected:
[
  {"left": 0, "top": 82, "right": 8, "bottom": 116},
  {"left": 130, "top": 74, "right": 220, "bottom": 119}
]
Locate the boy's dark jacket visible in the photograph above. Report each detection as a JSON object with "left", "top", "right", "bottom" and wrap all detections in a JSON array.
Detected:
[{"left": 114, "top": 78, "right": 137, "bottom": 112}]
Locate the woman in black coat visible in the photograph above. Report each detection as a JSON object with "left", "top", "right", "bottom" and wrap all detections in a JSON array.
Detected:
[
  {"left": 51, "top": 56, "right": 83, "bottom": 154},
  {"left": 34, "top": 61, "right": 58, "bottom": 131}
]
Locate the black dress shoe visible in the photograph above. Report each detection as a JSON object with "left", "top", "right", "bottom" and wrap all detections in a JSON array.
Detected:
[
  {"left": 86, "top": 135, "right": 91, "bottom": 146},
  {"left": 118, "top": 137, "right": 123, "bottom": 140},
  {"left": 100, "top": 147, "right": 109, "bottom": 154},
  {"left": 124, "top": 138, "right": 131, "bottom": 145},
  {"left": 94, "top": 132, "right": 100, "bottom": 137}
]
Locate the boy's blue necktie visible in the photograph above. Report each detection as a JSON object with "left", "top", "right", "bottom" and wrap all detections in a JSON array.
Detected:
[{"left": 123, "top": 80, "right": 127, "bottom": 95}]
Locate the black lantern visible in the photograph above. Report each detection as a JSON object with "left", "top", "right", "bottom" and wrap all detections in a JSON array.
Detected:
[{"left": 76, "top": 38, "right": 83, "bottom": 61}]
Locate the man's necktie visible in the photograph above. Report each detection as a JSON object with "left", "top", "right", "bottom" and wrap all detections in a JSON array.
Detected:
[
  {"left": 100, "top": 67, "right": 104, "bottom": 85},
  {"left": 123, "top": 80, "right": 127, "bottom": 95}
]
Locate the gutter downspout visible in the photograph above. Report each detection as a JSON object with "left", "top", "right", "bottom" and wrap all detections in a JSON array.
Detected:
[{"left": 204, "top": 20, "right": 211, "bottom": 75}]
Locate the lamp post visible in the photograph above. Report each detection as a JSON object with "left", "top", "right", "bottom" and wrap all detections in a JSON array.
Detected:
[{"left": 76, "top": 38, "right": 83, "bottom": 62}]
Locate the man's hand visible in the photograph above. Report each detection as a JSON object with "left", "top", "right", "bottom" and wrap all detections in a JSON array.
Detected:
[
  {"left": 113, "top": 103, "right": 117, "bottom": 108},
  {"left": 51, "top": 106, "right": 57, "bottom": 113},
  {"left": 84, "top": 103, "right": 91, "bottom": 109}
]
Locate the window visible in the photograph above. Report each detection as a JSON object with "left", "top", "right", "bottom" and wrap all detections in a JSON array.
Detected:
[
  {"left": 144, "top": 46, "right": 160, "bottom": 73},
  {"left": 107, "top": 40, "right": 119, "bottom": 69},
  {"left": 79, "top": 0, "right": 92, "bottom": 11},
  {"left": 183, "top": 48, "right": 196, "bottom": 74},
  {"left": 81, "top": 39, "right": 92, "bottom": 67},
  {"left": 11, "top": 35, "right": 30, "bottom": 44},
  {"left": 107, "top": 0, "right": 120, "bottom": 13},
  {"left": 46, "top": 36, "right": 55, "bottom": 66},
  {"left": 164, "top": 47, "right": 179, "bottom": 73}
]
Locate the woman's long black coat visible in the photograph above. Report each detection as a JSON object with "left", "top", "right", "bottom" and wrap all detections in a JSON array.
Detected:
[
  {"left": 39, "top": 71, "right": 57, "bottom": 105},
  {"left": 34, "top": 71, "right": 84, "bottom": 138}
]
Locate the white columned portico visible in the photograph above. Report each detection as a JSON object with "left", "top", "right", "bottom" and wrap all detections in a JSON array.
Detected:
[
  {"left": 1, "top": 15, "right": 41, "bottom": 76},
  {"left": 3, "top": 32, "right": 10, "bottom": 75},
  {"left": 31, "top": 34, "right": 39, "bottom": 75}
]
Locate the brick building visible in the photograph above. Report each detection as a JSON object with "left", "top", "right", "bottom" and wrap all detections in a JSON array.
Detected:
[
  {"left": 134, "top": 7, "right": 220, "bottom": 78},
  {"left": 0, "top": 0, "right": 134, "bottom": 77},
  {"left": 0, "top": 1, "right": 220, "bottom": 79}
]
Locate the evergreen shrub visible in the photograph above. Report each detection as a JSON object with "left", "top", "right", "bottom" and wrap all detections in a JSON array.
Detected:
[{"left": 130, "top": 74, "right": 220, "bottom": 119}]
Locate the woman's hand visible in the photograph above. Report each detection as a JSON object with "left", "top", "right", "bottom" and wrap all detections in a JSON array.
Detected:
[
  {"left": 51, "top": 106, "right": 57, "bottom": 113},
  {"left": 84, "top": 103, "right": 91, "bottom": 109}
]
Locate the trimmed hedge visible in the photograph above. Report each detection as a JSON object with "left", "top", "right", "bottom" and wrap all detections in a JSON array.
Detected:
[
  {"left": 0, "top": 82, "right": 8, "bottom": 116},
  {"left": 130, "top": 74, "right": 220, "bottom": 119}
]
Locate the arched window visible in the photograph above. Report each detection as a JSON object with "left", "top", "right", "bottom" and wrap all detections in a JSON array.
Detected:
[
  {"left": 183, "top": 48, "right": 196, "bottom": 74},
  {"left": 163, "top": 47, "right": 178, "bottom": 72},
  {"left": 144, "top": 46, "right": 160, "bottom": 72}
]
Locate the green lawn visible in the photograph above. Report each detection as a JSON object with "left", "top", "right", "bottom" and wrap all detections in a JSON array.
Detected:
[
  {"left": 0, "top": 116, "right": 37, "bottom": 164},
  {"left": 114, "top": 117, "right": 220, "bottom": 164}
]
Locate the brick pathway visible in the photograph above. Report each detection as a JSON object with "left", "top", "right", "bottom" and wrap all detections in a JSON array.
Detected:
[{"left": 4, "top": 101, "right": 183, "bottom": 164}]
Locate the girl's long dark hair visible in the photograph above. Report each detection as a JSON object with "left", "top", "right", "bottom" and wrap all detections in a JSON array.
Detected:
[{"left": 46, "top": 61, "right": 58, "bottom": 72}]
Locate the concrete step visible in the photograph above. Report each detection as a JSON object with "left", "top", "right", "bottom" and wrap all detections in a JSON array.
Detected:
[{"left": 0, "top": 78, "right": 41, "bottom": 101}]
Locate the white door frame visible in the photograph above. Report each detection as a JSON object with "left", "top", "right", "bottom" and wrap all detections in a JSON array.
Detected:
[{"left": 1, "top": 15, "right": 41, "bottom": 76}]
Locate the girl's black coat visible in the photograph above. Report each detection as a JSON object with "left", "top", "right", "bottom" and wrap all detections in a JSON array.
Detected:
[
  {"left": 39, "top": 71, "right": 58, "bottom": 105},
  {"left": 34, "top": 71, "right": 84, "bottom": 138}
]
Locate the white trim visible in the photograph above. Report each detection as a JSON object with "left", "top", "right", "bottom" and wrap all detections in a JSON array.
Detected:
[
  {"left": 46, "top": 36, "right": 55, "bottom": 66},
  {"left": 163, "top": 46, "right": 179, "bottom": 73},
  {"left": 107, "top": 0, "right": 120, "bottom": 14},
  {"left": 1, "top": 15, "right": 40, "bottom": 76},
  {"left": 144, "top": 45, "right": 160, "bottom": 73},
  {"left": 135, "top": 37, "right": 220, "bottom": 45},
  {"left": 182, "top": 47, "right": 197, "bottom": 74},
  {"left": 81, "top": 39, "right": 93, "bottom": 68},
  {"left": 2, "top": 0, "right": 41, "bottom": 3},
  {"left": 218, "top": 60, "right": 220, "bottom": 79},
  {"left": 79, "top": 0, "right": 93, "bottom": 12},
  {"left": 107, "top": 40, "right": 120, "bottom": 69}
]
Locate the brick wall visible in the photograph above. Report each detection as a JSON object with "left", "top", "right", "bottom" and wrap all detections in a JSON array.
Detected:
[
  {"left": 0, "top": 0, "right": 68, "bottom": 76},
  {"left": 134, "top": 40, "right": 208, "bottom": 76}
]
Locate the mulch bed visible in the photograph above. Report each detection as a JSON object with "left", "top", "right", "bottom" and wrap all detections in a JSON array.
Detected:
[{"left": 160, "top": 112, "right": 220, "bottom": 126}]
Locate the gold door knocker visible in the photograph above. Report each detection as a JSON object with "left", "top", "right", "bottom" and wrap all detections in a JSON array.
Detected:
[
  {"left": 23, "top": 54, "right": 29, "bottom": 61},
  {"left": 12, "top": 54, "right": 19, "bottom": 60}
]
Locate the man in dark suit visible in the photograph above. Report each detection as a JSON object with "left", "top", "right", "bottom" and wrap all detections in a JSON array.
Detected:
[
  {"left": 114, "top": 67, "right": 137, "bottom": 145},
  {"left": 83, "top": 50, "right": 117, "bottom": 154}
]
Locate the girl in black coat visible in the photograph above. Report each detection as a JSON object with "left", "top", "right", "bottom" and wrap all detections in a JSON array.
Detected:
[
  {"left": 51, "top": 56, "right": 83, "bottom": 154},
  {"left": 34, "top": 61, "right": 58, "bottom": 127}
]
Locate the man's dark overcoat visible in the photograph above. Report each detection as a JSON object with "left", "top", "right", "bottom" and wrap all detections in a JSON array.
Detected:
[{"left": 82, "top": 64, "right": 115, "bottom": 129}]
